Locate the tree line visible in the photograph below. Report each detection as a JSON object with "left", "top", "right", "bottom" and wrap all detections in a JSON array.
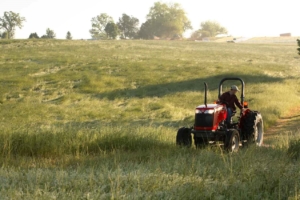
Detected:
[
  {"left": 89, "top": 2, "right": 227, "bottom": 40},
  {"left": 28, "top": 29, "right": 72, "bottom": 40},
  {"left": 0, "top": 2, "right": 228, "bottom": 40}
]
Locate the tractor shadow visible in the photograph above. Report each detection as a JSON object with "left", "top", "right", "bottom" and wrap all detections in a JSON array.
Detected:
[{"left": 93, "top": 73, "right": 285, "bottom": 100}]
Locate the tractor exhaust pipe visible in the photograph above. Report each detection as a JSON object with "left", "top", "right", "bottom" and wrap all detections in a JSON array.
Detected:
[{"left": 204, "top": 82, "right": 208, "bottom": 108}]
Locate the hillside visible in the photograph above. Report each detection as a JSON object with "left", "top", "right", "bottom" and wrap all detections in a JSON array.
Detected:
[
  {"left": 0, "top": 39, "right": 300, "bottom": 199},
  {"left": 243, "top": 37, "right": 300, "bottom": 44},
  {"left": 213, "top": 36, "right": 300, "bottom": 44}
]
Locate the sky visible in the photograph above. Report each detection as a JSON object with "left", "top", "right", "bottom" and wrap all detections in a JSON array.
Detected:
[{"left": 1, "top": 0, "right": 300, "bottom": 39}]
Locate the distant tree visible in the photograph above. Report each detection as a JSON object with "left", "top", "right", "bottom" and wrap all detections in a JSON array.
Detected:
[
  {"left": 45, "top": 28, "right": 56, "bottom": 39},
  {"left": 90, "top": 13, "right": 113, "bottom": 39},
  {"left": 66, "top": 31, "right": 72, "bottom": 40},
  {"left": 194, "top": 21, "right": 227, "bottom": 38},
  {"left": 140, "top": 2, "right": 192, "bottom": 39},
  {"left": 117, "top": 14, "right": 139, "bottom": 39},
  {"left": 139, "top": 21, "right": 153, "bottom": 39},
  {"left": 297, "top": 39, "right": 300, "bottom": 55},
  {"left": 40, "top": 29, "right": 55, "bottom": 39},
  {"left": 190, "top": 30, "right": 202, "bottom": 40},
  {"left": 0, "top": 11, "right": 26, "bottom": 39},
  {"left": 105, "top": 22, "right": 119, "bottom": 39},
  {"left": 29, "top": 32, "right": 39, "bottom": 39}
]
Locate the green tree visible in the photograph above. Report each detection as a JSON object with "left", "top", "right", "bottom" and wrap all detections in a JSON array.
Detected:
[
  {"left": 140, "top": 2, "right": 192, "bottom": 39},
  {"left": 40, "top": 29, "right": 55, "bottom": 39},
  {"left": 46, "top": 28, "right": 56, "bottom": 39},
  {"left": 90, "top": 13, "right": 113, "bottom": 39},
  {"left": 117, "top": 14, "right": 139, "bottom": 39},
  {"left": 104, "top": 22, "right": 119, "bottom": 39},
  {"left": 0, "top": 11, "right": 26, "bottom": 39},
  {"left": 297, "top": 39, "right": 300, "bottom": 55},
  {"left": 66, "top": 31, "right": 72, "bottom": 40},
  {"left": 139, "top": 21, "right": 153, "bottom": 39},
  {"left": 196, "top": 21, "right": 227, "bottom": 38},
  {"left": 29, "top": 32, "right": 39, "bottom": 39},
  {"left": 190, "top": 30, "right": 202, "bottom": 40}
]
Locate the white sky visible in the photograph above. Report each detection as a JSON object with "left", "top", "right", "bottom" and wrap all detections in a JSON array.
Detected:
[{"left": 1, "top": 0, "right": 299, "bottom": 39}]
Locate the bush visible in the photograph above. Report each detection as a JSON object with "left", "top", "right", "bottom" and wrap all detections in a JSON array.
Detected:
[
  {"left": 1, "top": 32, "right": 8, "bottom": 39},
  {"left": 28, "top": 32, "right": 39, "bottom": 39},
  {"left": 41, "top": 35, "right": 48, "bottom": 39}
]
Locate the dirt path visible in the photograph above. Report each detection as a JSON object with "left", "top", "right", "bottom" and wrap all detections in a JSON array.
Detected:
[{"left": 264, "top": 107, "right": 300, "bottom": 144}]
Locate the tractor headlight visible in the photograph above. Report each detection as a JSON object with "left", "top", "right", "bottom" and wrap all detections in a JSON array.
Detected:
[
  {"left": 204, "top": 110, "right": 214, "bottom": 114},
  {"left": 195, "top": 109, "right": 202, "bottom": 114}
]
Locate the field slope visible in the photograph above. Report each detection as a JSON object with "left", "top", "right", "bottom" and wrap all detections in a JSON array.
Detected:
[{"left": 0, "top": 39, "right": 300, "bottom": 199}]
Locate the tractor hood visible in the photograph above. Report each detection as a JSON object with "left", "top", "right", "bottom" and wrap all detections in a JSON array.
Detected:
[
  {"left": 195, "top": 104, "right": 224, "bottom": 113},
  {"left": 196, "top": 104, "right": 220, "bottom": 109},
  {"left": 194, "top": 103, "right": 226, "bottom": 130}
]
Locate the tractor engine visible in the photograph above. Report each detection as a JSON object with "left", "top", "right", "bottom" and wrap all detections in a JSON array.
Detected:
[{"left": 194, "top": 104, "right": 227, "bottom": 131}]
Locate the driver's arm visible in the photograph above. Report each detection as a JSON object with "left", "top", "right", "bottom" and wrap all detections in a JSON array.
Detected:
[{"left": 234, "top": 97, "right": 243, "bottom": 109}]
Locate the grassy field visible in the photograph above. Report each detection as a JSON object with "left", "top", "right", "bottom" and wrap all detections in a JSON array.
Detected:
[
  {"left": 243, "top": 37, "right": 300, "bottom": 44},
  {"left": 0, "top": 39, "right": 300, "bottom": 199}
]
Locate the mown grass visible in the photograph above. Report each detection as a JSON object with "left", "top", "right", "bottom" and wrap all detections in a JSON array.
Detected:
[{"left": 0, "top": 39, "right": 300, "bottom": 199}]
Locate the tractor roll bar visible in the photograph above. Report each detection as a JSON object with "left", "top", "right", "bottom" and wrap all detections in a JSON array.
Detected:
[
  {"left": 218, "top": 77, "right": 245, "bottom": 107},
  {"left": 204, "top": 82, "right": 208, "bottom": 108}
]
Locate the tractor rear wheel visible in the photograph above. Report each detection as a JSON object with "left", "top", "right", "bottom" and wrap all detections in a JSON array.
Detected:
[
  {"left": 224, "top": 129, "right": 240, "bottom": 152},
  {"left": 194, "top": 136, "right": 208, "bottom": 149},
  {"left": 242, "top": 112, "right": 264, "bottom": 147},
  {"left": 176, "top": 127, "right": 192, "bottom": 147}
]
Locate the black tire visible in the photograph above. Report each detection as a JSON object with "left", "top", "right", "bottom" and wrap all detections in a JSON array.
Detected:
[
  {"left": 194, "top": 136, "right": 208, "bottom": 149},
  {"left": 176, "top": 127, "right": 192, "bottom": 147},
  {"left": 224, "top": 129, "right": 240, "bottom": 152},
  {"left": 242, "top": 111, "right": 264, "bottom": 147}
]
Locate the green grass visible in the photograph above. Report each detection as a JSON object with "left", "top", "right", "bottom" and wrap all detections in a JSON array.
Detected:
[{"left": 0, "top": 39, "right": 300, "bottom": 199}]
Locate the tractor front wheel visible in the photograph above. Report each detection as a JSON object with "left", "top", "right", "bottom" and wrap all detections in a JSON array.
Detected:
[
  {"left": 176, "top": 127, "right": 192, "bottom": 147},
  {"left": 224, "top": 129, "right": 240, "bottom": 152}
]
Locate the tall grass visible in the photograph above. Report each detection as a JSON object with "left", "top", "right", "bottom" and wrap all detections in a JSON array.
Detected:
[
  {"left": 0, "top": 125, "right": 173, "bottom": 158},
  {"left": 0, "top": 39, "right": 300, "bottom": 199},
  {"left": 1, "top": 134, "right": 300, "bottom": 199}
]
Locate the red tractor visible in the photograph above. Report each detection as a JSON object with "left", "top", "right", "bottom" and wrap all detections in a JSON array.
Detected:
[{"left": 176, "top": 78, "right": 264, "bottom": 152}]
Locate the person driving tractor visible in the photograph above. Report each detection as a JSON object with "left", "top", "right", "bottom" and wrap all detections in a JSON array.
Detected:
[{"left": 219, "top": 85, "right": 243, "bottom": 126}]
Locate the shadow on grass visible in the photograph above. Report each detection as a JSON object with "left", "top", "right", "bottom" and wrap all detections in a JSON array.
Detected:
[
  {"left": 93, "top": 73, "right": 284, "bottom": 100},
  {"left": 0, "top": 128, "right": 174, "bottom": 158},
  {"left": 86, "top": 134, "right": 173, "bottom": 153}
]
